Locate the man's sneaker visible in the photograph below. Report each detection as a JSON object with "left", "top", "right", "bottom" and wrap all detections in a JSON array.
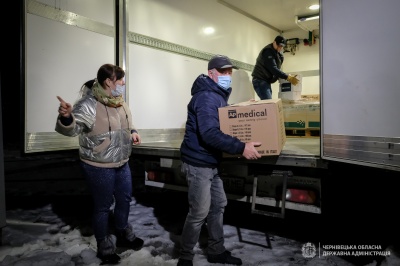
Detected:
[
  {"left": 207, "top": 250, "right": 242, "bottom": 265},
  {"left": 177, "top": 258, "right": 193, "bottom": 266}
]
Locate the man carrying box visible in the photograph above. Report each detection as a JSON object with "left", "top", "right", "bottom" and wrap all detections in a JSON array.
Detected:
[{"left": 178, "top": 54, "right": 261, "bottom": 266}]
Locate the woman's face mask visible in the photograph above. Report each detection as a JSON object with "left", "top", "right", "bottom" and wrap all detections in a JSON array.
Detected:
[{"left": 112, "top": 84, "right": 125, "bottom": 97}]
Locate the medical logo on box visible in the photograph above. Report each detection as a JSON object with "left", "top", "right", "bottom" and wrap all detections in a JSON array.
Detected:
[{"left": 227, "top": 108, "right": 267, "bottom": 119}]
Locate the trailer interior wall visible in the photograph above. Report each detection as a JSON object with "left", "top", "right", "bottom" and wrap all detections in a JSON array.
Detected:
[
  {"left": 127, "top": 0, "right": 265, "bottom": 132},
  {"left": 321, "top": 0, "right": 400, "bottom": 170},
  {"left": 281, "top": 30, "right": 320, "bottom": 96},
  {"left": 127, "top": 0, "right": 320, "bottom": 142},
  {"left": 24, "top": 0, "right": 115, "bottom": 152},
  {"left": 24, "top": 0, "right": 320, "bottom": 152}
]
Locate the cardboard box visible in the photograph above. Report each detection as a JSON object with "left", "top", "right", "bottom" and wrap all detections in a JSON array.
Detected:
[
  {"left": 278, "top": 91, "right": 302, "bottom": 101},
  {"left": 218, "top": 99, "right": 286, "bottom": 157},
  {"left": 306, "top": 103, "right": 320, "bottom": 129},
  {"left": 282, "top": 101, "right": 320, "bottom": 129},
  {"left": 279, "top": 94, "right": 320, "bottom": 104},
  {"left": 278, "top": 73, "right": 302, "bottom": 101},
  {"left": 279, "top": 73, "right": 302, "bottom": 92},
  {"left": 301, "top": 94, "right": 320, "bottom": 101},
  {"left": 282, "top": 103, "right": 308, "bottom": 129}
]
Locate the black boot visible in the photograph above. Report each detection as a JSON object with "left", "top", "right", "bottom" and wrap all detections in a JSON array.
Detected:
[
  {"left": 207, "top": 250, "right": 242, "bottom": 265},
  {"left": 116, "top": 223, "right": 144, "bottom": 251},
  {"left": 97, "top": 235, "right": 120, "bottom": 265},
  {"left": 177, "top": 258, "right": 193, "bottom": 266}
]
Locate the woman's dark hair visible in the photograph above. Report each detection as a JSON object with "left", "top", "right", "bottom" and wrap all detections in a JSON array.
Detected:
[
  {"left": 82, "top": 64, "right": 125, "bottom": 89},
  {"left": 83, "top": 79, "right": 96, "bottom": 89},
  {"left": 79, "top": 64, "right": 125, "bottom": 99},
  {"left": 97, "top": 64, "right": 125, "bottom": 87}
]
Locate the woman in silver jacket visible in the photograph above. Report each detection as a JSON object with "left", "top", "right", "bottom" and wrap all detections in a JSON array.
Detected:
[{"left": 55, "top": 64, "right": 143, "bottom": 264}]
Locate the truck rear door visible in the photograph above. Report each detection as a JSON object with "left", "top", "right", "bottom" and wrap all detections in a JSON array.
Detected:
[{"left": 321, "top": 0, "right": 400, "bottom": 171}]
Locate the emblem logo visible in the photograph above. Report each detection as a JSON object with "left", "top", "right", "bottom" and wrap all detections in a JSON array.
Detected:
[{"left": 302, "top": 242, "right": 316, "bottom": 258}]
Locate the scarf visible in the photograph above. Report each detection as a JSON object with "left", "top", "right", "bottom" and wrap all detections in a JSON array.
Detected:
[{"left": 92, "top": 81, "right": 124, "bottom": 107}]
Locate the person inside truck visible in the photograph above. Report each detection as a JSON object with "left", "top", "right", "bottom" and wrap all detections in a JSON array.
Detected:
[
  {"left": 178, "top": 54, "right": 262, "bottom": 266},
  {"left": 55, "top": 64, "right": 143, "bottom": 264},
  {"left": 252, "top": 35, "right": 299, "bottom": 99}
]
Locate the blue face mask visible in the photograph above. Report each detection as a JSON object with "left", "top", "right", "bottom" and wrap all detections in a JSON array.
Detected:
[
  {"left": 217, "top": 76, "right": 232, "bottom": 90},
  {"left": 112, "top": 84, "right": 125, "bottom": 97}
]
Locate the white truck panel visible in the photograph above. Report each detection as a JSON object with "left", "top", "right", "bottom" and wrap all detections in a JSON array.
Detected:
[
  {"left": 321, "top": 0, "right": 400, "bottom": 137},
  {"left": 321, "top": 0, "right": 400, "bottom": 169}
]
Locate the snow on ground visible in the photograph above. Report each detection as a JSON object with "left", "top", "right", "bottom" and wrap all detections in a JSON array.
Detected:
[{"left": 1, "top": 191, "right": 399, "bottom": 266}]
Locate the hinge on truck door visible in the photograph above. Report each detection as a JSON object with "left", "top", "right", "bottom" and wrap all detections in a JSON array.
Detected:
[{"left": 251, "top": 170, "right": 292, "bottom": 218}]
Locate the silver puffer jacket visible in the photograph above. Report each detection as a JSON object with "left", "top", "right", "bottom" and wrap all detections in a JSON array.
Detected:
[{"left": 55, "top": 88, "right": 137, "bottom": 168}]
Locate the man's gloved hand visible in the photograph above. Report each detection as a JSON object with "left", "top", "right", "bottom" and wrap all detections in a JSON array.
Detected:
[{"left": 287, "top": 74, "right": 299, "bottom": 86}]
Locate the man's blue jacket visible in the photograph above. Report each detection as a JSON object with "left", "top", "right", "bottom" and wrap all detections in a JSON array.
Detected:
[{"left": 180, "top": 74, "right": 245, "bottom": 167}]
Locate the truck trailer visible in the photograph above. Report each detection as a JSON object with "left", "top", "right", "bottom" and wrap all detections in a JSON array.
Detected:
[{"left": 2, "top": 0, "right": 399, "bottom": 222}]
